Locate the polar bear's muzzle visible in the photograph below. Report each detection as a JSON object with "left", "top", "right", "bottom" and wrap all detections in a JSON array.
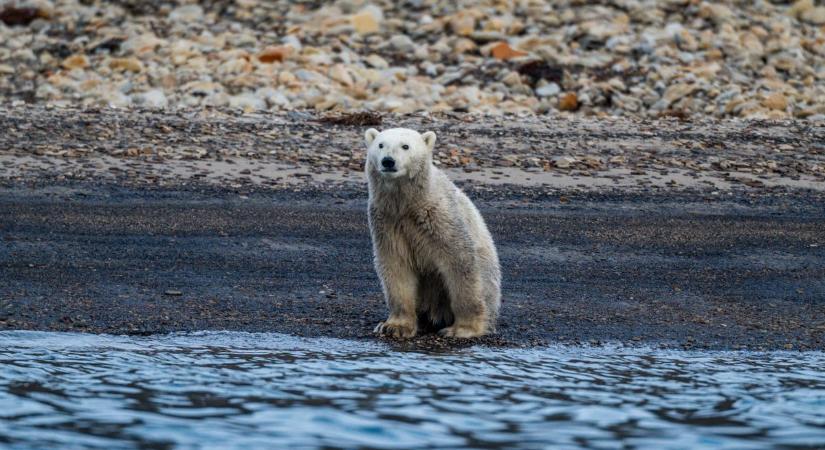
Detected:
[{"left": 380, "top": 156, "right": 397, "bottom": 172}]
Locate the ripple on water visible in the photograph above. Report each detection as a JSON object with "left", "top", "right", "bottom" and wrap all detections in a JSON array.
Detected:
[{"left": 1, "top": 331, "right": 824, "bottom": 449}]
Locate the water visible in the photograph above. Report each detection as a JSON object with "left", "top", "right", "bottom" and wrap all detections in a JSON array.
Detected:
[{"left": 1, "top": 332, "right": 824, "bottom": 450}]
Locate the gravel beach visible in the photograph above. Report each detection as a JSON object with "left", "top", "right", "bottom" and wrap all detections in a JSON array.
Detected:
[
  {"left": 1, "top": 1, "right": 824, "bottom": 349},
  {"left": 1, "top": 107, "right": 824, "bottom": 350},
  {"left": 2, "top": 180, "right": 824, "bottom": 351}
]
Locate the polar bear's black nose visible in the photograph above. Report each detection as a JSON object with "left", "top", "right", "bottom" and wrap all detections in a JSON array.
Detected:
[{"left": 381, "top": 157, "right": 395, "bottom": 169}]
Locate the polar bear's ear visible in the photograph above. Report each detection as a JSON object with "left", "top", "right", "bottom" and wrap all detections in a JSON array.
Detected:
[
  {"left": 364, "top": 128, "right": 379, "bottom": 146},
  {"left": 422, "top": 131, "right": 437, "bottom": 151}
]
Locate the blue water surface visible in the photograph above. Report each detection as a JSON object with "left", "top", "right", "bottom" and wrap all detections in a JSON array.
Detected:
[{"left": 0, "top": 331, "right": 824, "bottom": 449}]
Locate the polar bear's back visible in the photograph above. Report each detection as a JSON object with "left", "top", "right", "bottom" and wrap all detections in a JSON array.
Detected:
[{"left": 431, "top": 168, "right": 502, "bottom": 315}]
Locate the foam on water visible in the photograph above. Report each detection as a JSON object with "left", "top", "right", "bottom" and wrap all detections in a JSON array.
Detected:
[{"left": 1, "top": 331, "right": 824, "bottom": 449}]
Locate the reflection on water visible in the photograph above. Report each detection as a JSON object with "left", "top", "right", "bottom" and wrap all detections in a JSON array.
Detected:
[{"left": 1, "top": 331, "right": 824, "bottom": 449}]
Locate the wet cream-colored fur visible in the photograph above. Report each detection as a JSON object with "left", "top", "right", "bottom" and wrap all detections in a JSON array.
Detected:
[{"left": 364, "top": 127, "right": 501, "bottom": 338}]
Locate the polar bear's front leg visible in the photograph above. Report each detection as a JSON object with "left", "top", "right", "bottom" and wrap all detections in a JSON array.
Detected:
[{"left": 374, "top": 259, "right": 419, "bottom": 339}]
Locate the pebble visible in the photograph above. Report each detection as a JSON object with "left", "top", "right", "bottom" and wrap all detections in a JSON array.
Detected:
[
  {"left": 229, "top": 93, "right": 266, "bottom": 112},
  {"left": 805, "top": 7, "right": 825, "bottom": 25},
  {"left": 552, "top": 156, "right": 577, "bottom": 169},
  {"left": 535, "top": 83, "right": 560, "bottom": 97},
  {"left": 61, "top": 54, "right": 88, "bottom": 70},
  {"left": 388, "top": 34, "right": 415, "bottom": 53},
  {"left": 109, "top": 58, "right": 143, "bottom": 73},
  {"left": 169, "top": 5, "right": 204, "bottom": 23},
  {"left": 134, "top": 89, "right": 168, "bottom": 109},
  {"left": 763, "top": 93, "right": 788, "bottom": 111},
  {"left": 258, "top": 46, "right": 291, "bottom": 63},
  {"left": 558, "top": 93, "right": 579, "bottom": 111},
  {"left": 352, "top": 6, "right": 382, "bottom": 34},
  {"left": 490, "top": 42, "right": 527, "bottom": 60}
]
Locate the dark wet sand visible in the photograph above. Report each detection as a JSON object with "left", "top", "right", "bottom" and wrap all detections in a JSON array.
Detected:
[{"left": 1, "top": 182, "right": 823, "bottom": 350}]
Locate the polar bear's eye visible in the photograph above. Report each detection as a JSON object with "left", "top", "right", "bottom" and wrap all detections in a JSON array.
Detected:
[
  {"left": 378, "top": 143, "right": 383, "bottom": 149},
  {"left": 402, "top": 144, "right": 409, "bottom": 150}
]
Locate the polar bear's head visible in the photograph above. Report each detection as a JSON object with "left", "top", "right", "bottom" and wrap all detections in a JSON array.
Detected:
[{"left": 364, "top": 128, "right": 437, "bottom": 180}]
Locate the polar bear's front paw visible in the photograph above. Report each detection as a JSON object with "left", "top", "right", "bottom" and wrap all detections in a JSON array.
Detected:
[
  {"left": 374, "top": 319, "right": 417, "bottom": 339},
  {"left": 438, "top": 323, "right": 487, "bottom": 338}
]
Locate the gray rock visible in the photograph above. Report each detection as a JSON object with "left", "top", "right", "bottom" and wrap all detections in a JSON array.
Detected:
[
  {"left": 535, "top": 83, "right": 560, "bottom": 97},
  {"left": 552, "top": 156, "right": 577, "bottom": 168},
  {"left": 169, "top": 5, "right": 204, "bottom": 22},
  {"left": 134, "top": 90, "right": 168, "bottom": 109}
]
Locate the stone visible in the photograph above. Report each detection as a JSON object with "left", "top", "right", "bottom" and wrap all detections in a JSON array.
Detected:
[
  {"left": 558, "top": 93, "right": 578, "bottom": 111},
  {"left": 701, "top": 3, "right": 733, "bottom": 23},
  {"left": 675, "top": 29, "right": 698, "bottom": 52},
  {"left": 802, "top": 6, "right": 825, "bottom": 25},
  {"left": 450, "top": 13, "right": 476, "bottom": 36},
  {"left": 552, "top": 156, "right": 577, "bottom": 168},
  {"left": 282, "top": 35, "right": 302, "bottom": 52},
  {"left": 500, "top": 154, "right": 520, "bottom": 166},
  {"left": 790, "top": 0, "right": 814, "bottom": 17},
  {"left": 0, "top": 6, "right": 41, "bottom": 26},
  {"left": 169, "top": 5, "right": 204, "bottom": 22},
  {"left": 582, "top": 156, "right": 604, "bottom": 169},
  {"left": 490, "top": 42, "right": 527, "bottom": 60},
  {"left": 134, "top": 89, "right": 168, "bottom": 108},
  {"left": 122, "top": 33, "right": 163, "bottom": 56},
  {"left": 351, "top": 6, "right": 382, "bottom": 34},
  {"left": 258, "top": 46, "right": 292, "bottom": 63},
  {"left": 535, "top": 82, "right": 560, "bottom": 97},
  {"left": 228, "top": 93, "right": 266, "bottom": 111},
  {"left": 763, "top": 92, "right": 788, "bottom": 111},
  {"left": 453, "top": 38, "right": 477, "bottom": 54},
  {"left": 329, "top": 64, "right": 354, "bottom": 87},
  {"left": 524, "top": 157, "right": 542, "bottom": 168},
  {"left": 741, "top": 33, "right": 764, "bottom": 56},
  {"left": 388, "top": 35, "right": 415, "bottom": 53},
  {"left": 365, "top": 54, "right": 389, "bottom": 69},
  {"left": 581, "top": 19, "right": 628, "bottom": 41},
  {"left": 257, "top": 88, "right": 289, "bottom": 108},
  {"left": 109, "top": 57, "right": 143, "bottom": 72},
  {"left": 101, "top": 90, "right": 131, "bottom": 108},
  {"left": 501, "top": 71, "right": 522, "bottom": 86},
  {"left": 662, "top": 83, "right": 697, "bottom": 105},
  {"left": 185, "top": 81, "right": 223, "bottom": 98},
  {"left": 61, "top": 54, "right": 89, "bottom": 70}
]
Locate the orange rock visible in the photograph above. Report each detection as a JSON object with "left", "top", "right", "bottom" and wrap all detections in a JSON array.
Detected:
[
  {"left": 763, "top": 92, "right": 788, "bottom": 111},
  {"left": 61, "top": 54, "right": 89, "bottom": 70},
  {"left": 490, "top": 42, "right": 527, "bottom": 60},
  {"left": 558, "top": 93, "right": 579, "bottom": 111},
  {"left": 258, "top": 46, "right": 291, "bottom": 63}
]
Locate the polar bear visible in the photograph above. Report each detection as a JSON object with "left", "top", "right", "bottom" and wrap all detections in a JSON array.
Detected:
[{"left": 364, "top": 127, "right": 501, "bottom": 338}]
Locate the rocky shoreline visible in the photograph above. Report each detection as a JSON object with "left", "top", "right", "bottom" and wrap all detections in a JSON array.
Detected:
[{"left": 2, "top": 1, "right": 825, "bottom": 119}]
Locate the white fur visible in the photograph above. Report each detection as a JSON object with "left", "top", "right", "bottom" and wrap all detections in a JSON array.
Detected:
[{"left": 364, "top": 128, "right": 501, "bottom": 338}]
